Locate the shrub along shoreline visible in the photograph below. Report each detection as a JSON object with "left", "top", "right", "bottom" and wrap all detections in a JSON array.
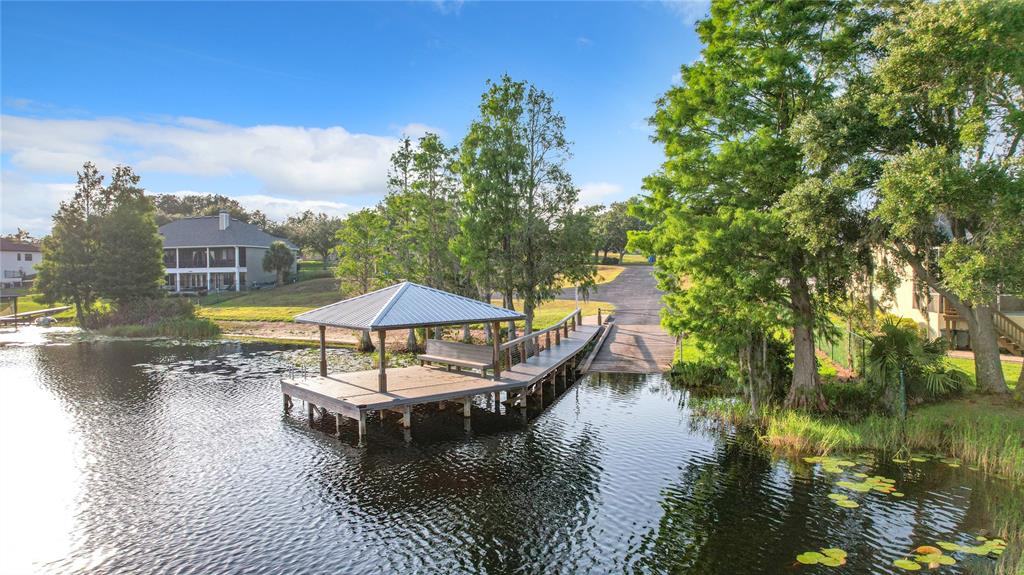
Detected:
[{"left": 90, "top": 298, "right": 220, "bottom": 339}]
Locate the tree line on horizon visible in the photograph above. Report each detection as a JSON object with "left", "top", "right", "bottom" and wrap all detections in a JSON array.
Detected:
[{"left": 631, "top": 0, "right": 1024, "bottom": 406}]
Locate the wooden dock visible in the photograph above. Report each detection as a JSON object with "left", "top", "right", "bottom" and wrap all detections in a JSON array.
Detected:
[
  {"left": 584, "top": 323, "right": 675, "bottom": 374},
  {"left": 283, "top": 319, "right": 601, "bottom": 442}
]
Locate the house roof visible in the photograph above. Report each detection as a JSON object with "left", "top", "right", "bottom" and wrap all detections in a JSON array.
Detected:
[
  {"left": 158, "top": 216, "right": 297, "bottom": 249},
  {"left": 294, "top": 282, "right": 525, "bottom": 330},
  {"left": 0, "top": 239, "right": 41, "bottom": 252}
]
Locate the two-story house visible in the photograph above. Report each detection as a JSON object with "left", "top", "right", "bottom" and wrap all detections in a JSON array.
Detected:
[
  {"left": 159, "top": 212, "right": 298, "bottom": 293},
  {"left": 876, "top": 262, "right": 1024, "bottom": 355},
  {"left": 0, "top": 238, "right": 43, "bottom": 287}
]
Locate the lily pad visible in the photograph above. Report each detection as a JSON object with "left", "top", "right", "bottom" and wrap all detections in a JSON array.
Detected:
[
  {"left": 914, "top": 546, "right": 941, "bottom": 555},
  {"left": 797, "top": 552, "right": 824, "bottom": 565},
  {"left": 910, "top": 456, "right": 927, "bottom": 462},
  {"left": 821, "top": 548, "right": 847, "bottom": 560},
  {"left": 893, "top": 558, "right": 922, "bottom": 570},
  {"left": 915, "top": 554, "right": 955, "bottom": 566},
  {"left": 827, "top": 493, "right": 848, "bottom": 501},
  {"left": 834, "top": 499, "right": 859, "bottom": 508},
  {"left": 797, "top": 548, "right": 846, "bottom": 567}
]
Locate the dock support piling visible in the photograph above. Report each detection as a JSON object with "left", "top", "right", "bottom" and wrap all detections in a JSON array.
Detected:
[
  {"left": 402, "top": 405, "right": 412, "bottom": 429},
  {"left": 307, "top": 401, "right": 314, "bottom": 422},
  {"left": 335, "top": 413, "right": 341, "bottom": 435},
  {"left": 357, "top": 412, "right": 367, "bottom": 443},
  {"left": 283, "top": 393, "right": 292, "bottom": 411},
  {"left": 462, "top": 397, "right": 472, "bottom": 418}
]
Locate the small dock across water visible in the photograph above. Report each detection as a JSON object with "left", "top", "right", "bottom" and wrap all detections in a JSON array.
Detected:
[
  {"left": 279, "top": 281, "right": 604, "bottom": 443},
  {"left": 283, "top": 323, "right": 598, "bottom": 441}
]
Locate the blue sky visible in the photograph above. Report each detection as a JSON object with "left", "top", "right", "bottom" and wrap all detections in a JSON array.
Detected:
[{"left": 1, "top": 1, "right": 706, "bottom": 235}]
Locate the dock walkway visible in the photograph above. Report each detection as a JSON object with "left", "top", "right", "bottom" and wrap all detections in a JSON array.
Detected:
[{"left": 563, "top": 266, "right": 675, "bottom": 374}]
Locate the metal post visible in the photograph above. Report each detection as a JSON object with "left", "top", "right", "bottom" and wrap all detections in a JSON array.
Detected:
[
  {"left": 318, "top": 325, "right": 327, "bottom": 377},
  {"left": 491, "top": 321, "right": 502, "bottom": 379},
  {"left": 378, "top": 330, "right": 388, "bottom": 392}
]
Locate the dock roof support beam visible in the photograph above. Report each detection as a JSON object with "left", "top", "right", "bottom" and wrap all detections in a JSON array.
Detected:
[
  {"left": 491, "top": 321, "right": 502, "bottom": 380},
  {"left": 378, "top": 330, "right": 388, "bottom": 392},
  {"left": 319, "top": 325, "right": 327, "bottom": 377}
]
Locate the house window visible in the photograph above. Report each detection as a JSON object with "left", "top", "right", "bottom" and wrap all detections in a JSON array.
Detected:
[
  {"left": 179, "top": 248, "right": 207, "bottom": 268},
  {"left": 24, "top": 253, "right": 32, "bottom": 261},
  {"left": 209, "top": 247, "right": 235, "bottom": 267},
  {"left": 16, "top": 253, "right": 21, "bottom": 261},
  {"left": 238, "top": 247, "right": 246, "bottom": 267}
]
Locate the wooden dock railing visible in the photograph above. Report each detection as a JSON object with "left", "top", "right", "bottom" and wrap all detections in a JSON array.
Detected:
[{"left": 498, "top": 308, "right": 583, "bottom": 370}]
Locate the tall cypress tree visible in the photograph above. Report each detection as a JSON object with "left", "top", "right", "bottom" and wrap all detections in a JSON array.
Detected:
[{"left": 632, "top": 1, "right": 875, "bottom": 409}]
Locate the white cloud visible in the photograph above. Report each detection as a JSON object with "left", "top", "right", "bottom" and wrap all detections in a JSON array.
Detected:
[
  {"left": 0, "top": 172, "right": 77, "bottom": 235},
  {"left": 578, "top": 181, "right": 625, "bottom": 207},
  {"left": 393, "top": 122, "right": 446, "bottom": 140},
  {"left": 432, "top": 0, "right": 464, "bottom": 15},
  {"left": 168, "top": 191, "right": 355, "bottom": 221},
  {"left": 577, "top": 37, "right": 593, "bottom": 48},
  {"left": 1, "top": 114, "right": 407, "bottom": 198},
  {"left": 661, "top": 1, "right": 709, "bottom": 24}
]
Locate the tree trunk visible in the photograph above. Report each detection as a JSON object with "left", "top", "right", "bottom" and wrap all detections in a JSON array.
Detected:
[
  {"left": 523, "top": 299, "right": 535, "bottom": 355},
  {"left": 358, "top": 329, "right": 375, "bottom": 352},
  {"left": 484, "top": 321, "right": 492, "bottom": 344},
  {"left": 406, "top": 328, "right": 418, "bottom": 352},
  {"left": 74, "top": 297, "right": 85, "bottom": 327},
  {"left": 321, "top": 251, "right": 329, "bottom": 269},
  {"left": 785, "top": 276, "right": 826, "bottom": 410},
  {"left": 970, "top": 305, "right": 1009, "bottom": 394},
  {"left": 504, "top": 292, "right": 518, "bottom": 340},
  {"left": 896, "top": 243, "right": 1009, "bottom": 395}
]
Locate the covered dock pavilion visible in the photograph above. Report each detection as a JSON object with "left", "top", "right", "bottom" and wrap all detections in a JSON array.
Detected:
[{"left": 281, "top": 282, "right": 601, "bottom": 442}]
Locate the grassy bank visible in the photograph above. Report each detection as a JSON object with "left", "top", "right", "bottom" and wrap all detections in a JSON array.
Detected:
[
  {"left": 196, "top": 277, "right": 613, "bottom": 329},
  {"left": 945, "top": 356, "right": 1022, "bottom": 388},
  {"left": 97, "top": 317, "right": 221, "bottom": 339},
  {"left": 696, "top": 396, "right": 1024, "bottom": 482}
]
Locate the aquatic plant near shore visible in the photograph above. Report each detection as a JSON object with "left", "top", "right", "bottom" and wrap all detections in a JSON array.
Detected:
[{"left": 691, "top": 398, "right": 1024, "bottom": 482}]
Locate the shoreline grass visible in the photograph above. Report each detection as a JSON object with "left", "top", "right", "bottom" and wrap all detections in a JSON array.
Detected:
[
  {"left": 693, "top": 395, "right": 1024, "bottom": 482},
  {"left": 96, "top": 316, "right": 221, "bottom": 339}
]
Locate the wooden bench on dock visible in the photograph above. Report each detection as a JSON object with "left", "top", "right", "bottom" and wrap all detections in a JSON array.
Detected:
[{"left": 418, "top": 340, "right": 494, "bottom": 377}]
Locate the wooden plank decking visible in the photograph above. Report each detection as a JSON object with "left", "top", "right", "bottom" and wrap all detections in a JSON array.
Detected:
[
  {"left": 585, "top": 323, "right": 675, "bottom": 374},
  {"left": 282, "top": 324, "right": 599, "bottom": 424}
]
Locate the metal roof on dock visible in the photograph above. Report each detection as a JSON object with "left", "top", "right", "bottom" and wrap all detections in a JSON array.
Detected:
[{"left": 294, "top": 282, "right": 525, "bottom": 330}]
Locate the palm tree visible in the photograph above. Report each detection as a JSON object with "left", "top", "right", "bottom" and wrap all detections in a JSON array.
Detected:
[{"left": 262, "top": 241, "right": 295, "bottom": 286}]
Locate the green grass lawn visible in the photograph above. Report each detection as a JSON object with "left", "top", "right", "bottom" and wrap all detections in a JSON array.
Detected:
[
  {"left": 197, "top": 277, "right": 613, "bottom": 329},
  {"left": 488, "top": 298, "right": 612, "bottom": 330},
  {"left": 1, "top": 293, "right": 78, "bottom": 320},
  {"left": 557, "top": 264, "right": 625, "bottom": 289},
  {"left": 945, "top": 356, "right": 1021, "bottom": 390},
  {"left": 600, "top": 252, "right": 651, "bottom": 265}
]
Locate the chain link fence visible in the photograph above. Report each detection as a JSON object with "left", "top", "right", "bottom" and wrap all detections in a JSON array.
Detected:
[{"left": 816, "top": 324, "right": 869, "bottom": 375}]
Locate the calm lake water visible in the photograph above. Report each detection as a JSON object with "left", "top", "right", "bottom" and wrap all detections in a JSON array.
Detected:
[{"left": 0, "top": 331, "right": 1019, "bottom": 574}]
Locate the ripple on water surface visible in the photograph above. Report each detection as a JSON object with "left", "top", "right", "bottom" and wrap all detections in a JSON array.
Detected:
[{"left": 0, "top": 338, "right": 1019, "bottom": 575}]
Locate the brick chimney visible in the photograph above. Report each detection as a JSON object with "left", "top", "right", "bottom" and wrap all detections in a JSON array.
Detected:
[{"left": 218, "top": 211, "right": 230, "bottom": 230}]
